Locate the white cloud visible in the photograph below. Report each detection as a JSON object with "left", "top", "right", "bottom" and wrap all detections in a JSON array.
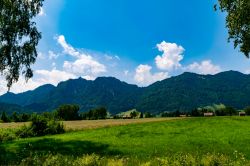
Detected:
[
  {"left": 49, "top": 51, "right": 59, "bottom": 59},
  {"left": 104, "top": 55, "right": 113, "bottom": 61},
  {"left": 57, "top": 35, "right": 106, "bottom": 77},
  {"left": 124, "top": 70, "right": 129, "bottom": 76},
  {"left": 0, "top": 69, "right": 78, "bottom": 95},
  {"left": 115, "top": 55, "right": 120, "bottom": 60},
  {"left": 185, "top": 60, "right": 221, "bottom": 75},
  {"left": 63, "top": 57, "right": 106, "bottom": 75},
  {"left": 155, "top": 41, "right": 184, "bottom": 71},
  {"left": 82, "top": 75, "right": 95, "bottom": 80},
  {"left": 134, "top": 64, "right": 169, "bottom": 86},
  {"left": 35, "top": 69, "right": 76, "bottom": 86},
  {"left": 57, "top": 35, "right": 80, "bottom": 58},
  {"left": 104, "top": 54, "right": 120, "bottom": 61},
  {"left": 244, "top": 69, "right": 250, "bottom": 74},
  {"left": 0, "top": 76, "right": 44, "bottom": 95},
  {"left": 37, "top": 52, "right": 45, "bottom": 59},
  {"left": 38, "top": 7, "right": 45, "bottom": 16}
]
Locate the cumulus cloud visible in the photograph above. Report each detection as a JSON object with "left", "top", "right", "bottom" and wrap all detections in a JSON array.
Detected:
[
  {"left": 0, "top": 69, "right": 77, "bottom": 95},
  {"left": 0, "top": 68, "right": 82, "bottom": 95},
  {"left": 35, "top": 69, "right": 76, "bottom": 86},
  {"left": 244, "top": 69, "right": 250, "bottom": 74},
  {"left": 57, "top": 35, "right": 106, "bottom": 77},
  {"left": 49, "top": 51, "right": 59, "bottom": 60},
  {"left": 185, "top": 60, "right": 221, "bottom": 75},
  {"left": 57, "top": 35, "right": 80, "bottom": 58},
  {"left": 134, "top": 64, "right": 169, "bottom": 86},
  {"left": 63, "top": 57, "right": 106, "bottom": 75},
  {"left": 0, "top": 76, "right": 49, "bottom": 95},
  {"left": 37, "top": 52, "right": 46, "bottom": 59},
  {"left": 155, "top": 41, "right": 184, "bottom": 71},
  {"left": 0, "top": 35, "right": 109, "bottom": 95}
]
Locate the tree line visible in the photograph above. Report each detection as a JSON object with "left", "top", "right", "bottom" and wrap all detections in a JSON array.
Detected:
[
  {"left": 0, "top": 104, "right": 109, "bottom": 123},
  {"left": 161, "top": 104, "right": 250, "bottom": 117},
  {"left": 1, "top": 103, "right": 250, "bottom": 123}
]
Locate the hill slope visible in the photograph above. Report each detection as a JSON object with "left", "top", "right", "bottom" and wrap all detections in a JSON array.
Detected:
[
  {"left": 136, "top": 71, "right": 250, "bottom": 113},
  {"left": 1, "top": 71, "right": 250, "bottom": 114},
  {"left": 0, "top": 77, "right": 143, "bottom": 114}
]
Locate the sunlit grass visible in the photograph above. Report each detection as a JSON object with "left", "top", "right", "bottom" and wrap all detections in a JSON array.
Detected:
[{"left": 1, "top": 117, "right": 250, "bottom": 165}]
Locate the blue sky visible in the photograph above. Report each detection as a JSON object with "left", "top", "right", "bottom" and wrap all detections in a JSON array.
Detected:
[{"left": 1, "top": 0, "right": 250, "bottom": 94}]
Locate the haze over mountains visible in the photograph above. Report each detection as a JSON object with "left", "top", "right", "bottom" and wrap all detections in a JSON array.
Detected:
[{"left": 1, "top": 71, "right": 250, "bottom": 114}]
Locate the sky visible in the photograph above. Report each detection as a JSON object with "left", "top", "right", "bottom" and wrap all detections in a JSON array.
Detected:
[{"left": 1, "top": 0, "right": 250, "bottom": 94}]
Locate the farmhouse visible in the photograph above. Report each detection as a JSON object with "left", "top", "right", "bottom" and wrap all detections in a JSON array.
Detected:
[
  {"left": 204, "top": 112, "right": 214, "bottom": 117},
  {"left": 239, "top": 112, "right": 246, "bottom": 116}
]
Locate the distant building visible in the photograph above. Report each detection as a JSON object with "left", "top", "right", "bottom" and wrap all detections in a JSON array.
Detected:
[
  {"left": 180, "top": 115, "right": 187, "bottom": 117},
  {"left": 239, "top": 112, "right": 246, "bottom": 116},
  {"left": 122, "top": 115, "right": 132, "bottom": 119},
  {"left": 204, "top": 112, "right": 214, "bottom": 117}
]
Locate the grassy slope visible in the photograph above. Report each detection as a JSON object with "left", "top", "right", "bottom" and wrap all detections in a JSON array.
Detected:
[{"left": 1, "top": 117, "right": 250, "bottom": 163}]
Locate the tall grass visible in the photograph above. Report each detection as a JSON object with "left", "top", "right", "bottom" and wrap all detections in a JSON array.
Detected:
[{"left": 19, "top": 152, "right": 248, "bottom": 166}]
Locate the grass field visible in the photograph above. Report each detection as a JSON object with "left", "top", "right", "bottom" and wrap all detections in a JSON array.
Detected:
[
  {"left": 1, "top": 117, "right": 250, "bottom": 165},
  {"left": 0, "top": 118, "right": 178, "bottom": 130}
]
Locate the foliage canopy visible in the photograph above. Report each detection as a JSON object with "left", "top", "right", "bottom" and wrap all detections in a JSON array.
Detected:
[
  {"left": 216, "top": 0, "right": 250, "bottom": 57},
  {"left": 0, "top": 0, "right": 44, "bottom": 88}
]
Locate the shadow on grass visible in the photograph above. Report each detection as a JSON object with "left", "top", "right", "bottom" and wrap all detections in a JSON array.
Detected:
[{"left": 0, "top": 138, "right": 122, "bottom": 165}]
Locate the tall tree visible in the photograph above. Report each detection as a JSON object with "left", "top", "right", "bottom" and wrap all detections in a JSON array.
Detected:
[
  {"left": 56, "top": 104, "right": 80, "bottom": 121},
  {"left": 1, "top": 111, "right": 10, "bottom": 122},
  {"left": 215, "top": 0, "right": 250, "bottom": 57},
  {"left": 0, "top": 0, "right": 44, "bottom": 88}
]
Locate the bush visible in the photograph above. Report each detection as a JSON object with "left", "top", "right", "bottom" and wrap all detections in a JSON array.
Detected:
[
  {"left": 18, "top": 152, "right": 249, "bottom": 166},
  {"left": 0, "top": 129, "right": 17, "bottom": 142},
  {"left": 16, "top": 115, "right": 65, "bottom": 138}
]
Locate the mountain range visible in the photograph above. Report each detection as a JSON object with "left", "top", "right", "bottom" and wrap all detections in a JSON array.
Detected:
[{"left": 1, "top": 71, "right": 250, "bottom": 114}]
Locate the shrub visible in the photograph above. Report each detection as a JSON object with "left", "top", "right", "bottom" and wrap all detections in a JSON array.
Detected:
[
  {"left": 244, "top": 106, "right": 250, "bottom": 115},
  {"left": 0, "top": 129, "right": 17, "bottom": 142},
  {"left": 18, "top": 153, "right": 249, "bottom": 166},
  {"left": 16, "top": 125, "right": 34, "bottom": 138},
  {"left": 16, "top": 115, "right": 65, "bottom": 138}
]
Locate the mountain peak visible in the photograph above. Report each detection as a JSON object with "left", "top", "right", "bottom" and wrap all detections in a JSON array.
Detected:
[{"left": 95, "top": 76, "right": 120, "bottom": 81}]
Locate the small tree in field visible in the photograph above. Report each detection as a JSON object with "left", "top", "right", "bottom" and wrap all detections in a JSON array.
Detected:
[
  {"left": 140, "top": 112, "right": 143, "bottom": 118},
  {"left": 12, "top": 112, "right": 20, "bottom": 122},
  {"left": 244, "top": 107, "right": 250, "bottom": 115},
  {"left": 56, "top": 104, "right": 80, "bottom": 121},
  {"left": 130, "top": 111, "right": 137, "bottom": 119}
]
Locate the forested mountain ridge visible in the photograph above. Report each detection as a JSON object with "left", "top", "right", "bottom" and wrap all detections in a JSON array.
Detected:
[
  {"left": 1, "top": 71, "right": 250, "bottom": 114},
  {"left": 0, "top": 77, "right": 143, "bottom": 114},
  {"left": 137, "top": 71, "right": 250, "bottom": 114}
]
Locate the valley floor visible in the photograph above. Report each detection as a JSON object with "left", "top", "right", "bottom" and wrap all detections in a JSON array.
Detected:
[
  {"left": 1, "top": 117, "right": 250, "bottom": 165},
  {"left": 0, "top": 117, "right": 179, "bottom": 131}
]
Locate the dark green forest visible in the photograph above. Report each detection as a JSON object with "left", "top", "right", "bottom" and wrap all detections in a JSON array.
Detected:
[{"left": 1, "top": 71, "right": 250, "bottom": 115}]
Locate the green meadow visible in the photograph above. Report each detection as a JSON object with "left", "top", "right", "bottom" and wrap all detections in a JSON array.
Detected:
[{"left": 1, "top": 117, "right": 250, "bottom": 165}]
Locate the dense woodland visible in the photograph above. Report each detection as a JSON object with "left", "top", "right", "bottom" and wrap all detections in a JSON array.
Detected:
[{"left": 2, "top": 71, "right": 250, "bottom": 115}]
